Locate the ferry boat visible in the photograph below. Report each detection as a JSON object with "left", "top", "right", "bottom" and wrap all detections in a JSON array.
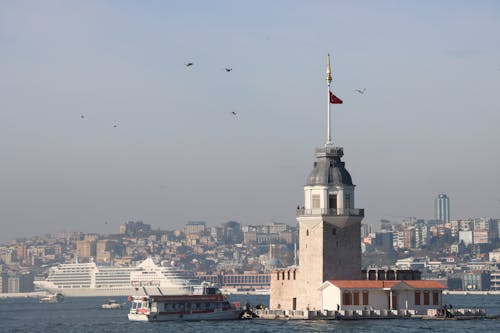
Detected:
[
  {"left": 128, "top": 284, "right": 243, "bottom": 321},
  {"left": 35, "top": 258, "right": 201, "bottom": 297}
]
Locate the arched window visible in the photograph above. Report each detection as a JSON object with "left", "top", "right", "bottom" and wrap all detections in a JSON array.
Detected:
[
  {"left": 353, "top": 291, "right": 360, "bottom": 305},
  {"left": 432, "top": 291, "right": 439, "bottom": 305},
  {"left": 414, "top": 291, "right": 421, "bottom": 305},
  {"left": 423, "top": 291, "right": 430, "bottom": 305},
  {"left": 343, "top": 291, "right": 351, "bottom": 305},
  {"left": 362, "top": 291, "right": 369, "bottom": 305}
]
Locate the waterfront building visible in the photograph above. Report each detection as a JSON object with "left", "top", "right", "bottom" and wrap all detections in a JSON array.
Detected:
[
  {"left": 320, "top": 280, "right": 444, "bottom": 312},
  {"left": 462, "top": 271, "right": 491, "bottom": 291},
  {"left": 197, "top": 271, "right": 271, "bottom": 292},
  {"left": 5, "top": 271, "right": 34, "bottom": 293},
  {"left": 270, "top": 55, "right": 364, "bottom": 311},
  {"left": 269, "top": 55, "right": 444, "bottom": 313},
  {"left": 435, "top": 193, "right": 450, "bottom": 223},
  {"left": 0, "top": 272, "right": 7, "bottom": 293},
  {"left": 491, "top": 271, "right": 500, "bottom": 291}
]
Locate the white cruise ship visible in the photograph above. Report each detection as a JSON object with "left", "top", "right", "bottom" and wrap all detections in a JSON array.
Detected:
[{"left": 35, "top": 258, "right": 200, "bottom": 297}]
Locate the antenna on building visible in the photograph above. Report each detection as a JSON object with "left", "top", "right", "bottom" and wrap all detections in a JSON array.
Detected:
[{"left": 326, "top": 53, "right": 333, "bottom": 146}]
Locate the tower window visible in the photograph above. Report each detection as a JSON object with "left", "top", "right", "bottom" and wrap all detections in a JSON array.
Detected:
[
  {"left": 306, "top": 229, "right": 309, "bottom": 236},
  {"left": 312, "top": 195, "right": 320, "bottom": 208},
  {"left": 329, "top": 194, "right": 337, "bottom": 210},
  {"left": 344, "top": 194, "right": 351, "bottom": 209}
]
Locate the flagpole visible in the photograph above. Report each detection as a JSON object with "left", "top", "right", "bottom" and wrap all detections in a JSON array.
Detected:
[{"left": 326, "top": 53, "right": 333, "bottom": 146}]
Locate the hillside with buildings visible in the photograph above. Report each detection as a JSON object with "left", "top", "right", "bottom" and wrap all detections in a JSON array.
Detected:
[{"left": 1, "top": 213, "right": 500, "bottom": 294}]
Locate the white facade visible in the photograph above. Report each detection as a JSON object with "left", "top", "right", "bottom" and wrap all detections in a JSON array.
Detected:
[
  {"left": 459, "top": 230, "right": 473, "bottom": 246},
  {"left": 320, "top": 280, "right": 445, "bottom": 313}
]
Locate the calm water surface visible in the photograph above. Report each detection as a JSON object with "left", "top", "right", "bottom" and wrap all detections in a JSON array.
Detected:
[{"left": 1, "top": 294, "right": 499, "bottom": 332}]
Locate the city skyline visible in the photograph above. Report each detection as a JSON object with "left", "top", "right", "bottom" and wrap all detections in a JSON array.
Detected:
[{"left": 1, "top": 1, "right": 499, "bottom": 242}]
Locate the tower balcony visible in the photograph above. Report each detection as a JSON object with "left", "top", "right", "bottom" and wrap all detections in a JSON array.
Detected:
[{"left": 296, "top": 207, "right": 364, "bottom": 217}]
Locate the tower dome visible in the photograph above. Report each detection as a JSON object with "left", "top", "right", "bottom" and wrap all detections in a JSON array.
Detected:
[{"left": 306, "top": 146, "right": 354, "bottom": 186}]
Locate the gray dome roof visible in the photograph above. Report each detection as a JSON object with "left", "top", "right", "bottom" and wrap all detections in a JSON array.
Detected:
[{"left": 306, "top": 146, "right": 354, "bottom": 186}]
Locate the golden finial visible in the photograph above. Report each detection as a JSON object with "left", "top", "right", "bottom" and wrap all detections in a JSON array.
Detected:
[{"left": 326, "top": 53, "right": 332, "bottom": 83}]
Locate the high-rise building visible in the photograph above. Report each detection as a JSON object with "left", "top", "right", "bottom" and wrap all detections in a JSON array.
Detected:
[
  {"left": 435, "top": 193, "right": 450, "bottom": 223},
  {"left": 96, "top": 240, "right": 115, "bottom": 263},
  {"left": 184, "top": 221, "right": 207, "bottom": 235},
  {"left": 76, "top": 240, "right": 96, "bottom": 259}
]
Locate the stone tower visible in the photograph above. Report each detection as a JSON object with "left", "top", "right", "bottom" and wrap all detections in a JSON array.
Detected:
[
  {"left": 295, "top": 145, "right": 364, "bottom": 309},
  {"left": 269, "top": 54, "right": 364, "bottom": 311}
]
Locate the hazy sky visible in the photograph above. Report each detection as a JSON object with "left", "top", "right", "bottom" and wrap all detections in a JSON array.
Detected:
[{"left": 1, "top": 1, "right": 499, "bottom": 242}]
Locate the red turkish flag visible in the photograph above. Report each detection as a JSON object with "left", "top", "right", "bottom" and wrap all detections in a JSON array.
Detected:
[{"left": 330, "top": 91, "right": 343, "bottom": 104}]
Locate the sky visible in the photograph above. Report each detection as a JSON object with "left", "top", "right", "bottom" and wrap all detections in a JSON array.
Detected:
[{"left": 1, "top": 0, "right": 499, "bottom": 242}]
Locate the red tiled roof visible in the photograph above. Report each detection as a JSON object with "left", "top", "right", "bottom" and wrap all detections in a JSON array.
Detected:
[
  {"left": 326, "top": 280, "right": 445, "bottom": 290},
  {"left": 403, "top": 280, "right": 446, "bottom": 289},
  {"left": 326, "top": 280, "right": 400, "bottom": 289}
]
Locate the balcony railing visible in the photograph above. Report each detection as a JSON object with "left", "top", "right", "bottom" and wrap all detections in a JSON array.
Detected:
[{"left": 296, "top": 208, "right": 364, "bottom": 217}]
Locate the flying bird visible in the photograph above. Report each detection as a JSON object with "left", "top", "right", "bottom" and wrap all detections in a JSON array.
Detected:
[
  {"left": 224, "top": 68, "right": 232, "bottom": 72},
  {"left": 185, "top": 62, "right": 194, "bottom": 67},
  {"left": 113, "top": 124, "right": 118, "bottom": 128},
  {"left": 80, "top": 114, "right": 85, "bottom": 119},
  {"left": 231, "top": 111, "right": 237, "bottom": 116},
  {"left": 355, "top": 88, "right": 366, "bottom": 94}
]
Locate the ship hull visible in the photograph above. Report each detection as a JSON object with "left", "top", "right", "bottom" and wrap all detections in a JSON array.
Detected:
[
  {"left": 128, "top": 309, "right": 243, "bottom": 321},
  {"left": 35, "top": 282, "right": 138, "bottom": 297}
]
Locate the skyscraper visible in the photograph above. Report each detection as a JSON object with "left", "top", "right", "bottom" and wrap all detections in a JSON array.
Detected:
[{"left": 435, "top": 193, "right": 450, "bottom": 223}]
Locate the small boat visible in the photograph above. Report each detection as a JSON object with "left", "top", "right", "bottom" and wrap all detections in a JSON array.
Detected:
[
  {"left": 101, "top": 299, "right": 122, "bottom": 309},
  {"left": 40, "top": 293, "right": 64, "bottom": 303},
  {"left": 128, "top": 284, "right": 243, "bottom": 321}
]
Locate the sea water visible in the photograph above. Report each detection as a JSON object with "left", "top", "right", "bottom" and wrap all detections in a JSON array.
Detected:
[{"left": 0, "top": 294, "right": 499, "bottom": 332}]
